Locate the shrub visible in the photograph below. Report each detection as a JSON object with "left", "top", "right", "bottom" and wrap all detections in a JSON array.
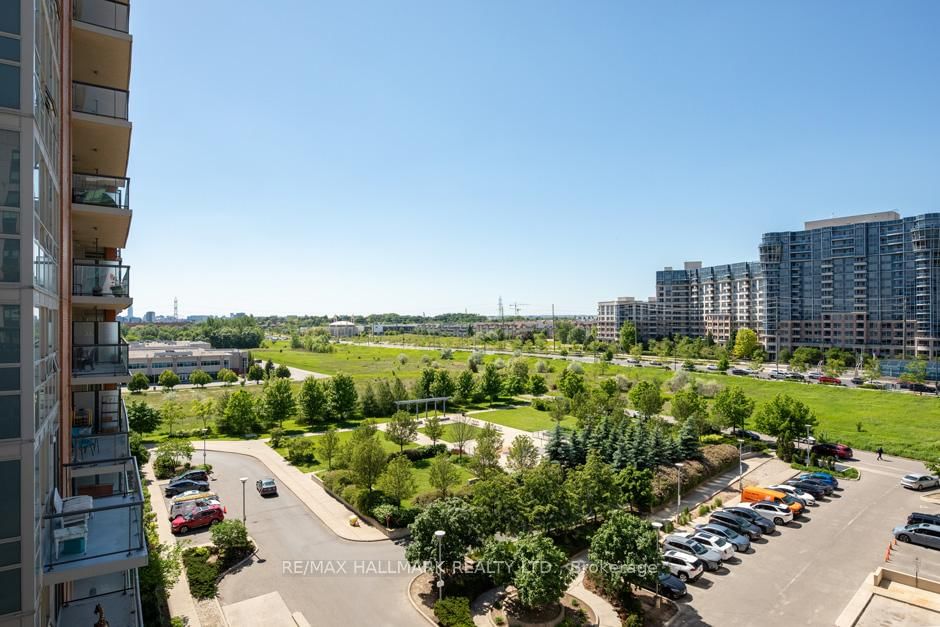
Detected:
[
  {"left": 181, "top": 547, "right": 218, "bottom": 599},
  {"left": 699, "top": 434, "right": 725, "bottom": 445},
  {"left": 269, "top": 427, "right": 286, "bottom": 448},
  {"left": 434, "top": 596, "right": 473, "bottom": 627},
  {"left": 713, "top": 497, "right": 723, "bottom": 508},
  {"left": 372, "top": 503, "right": 396, "bottom": 527},
  {"left": 286, "top": 437, "right": 317, "bottom": 465},
  {"left": 210, "top": 520, "right": 252, "bottom": 564},
  {"left": 698, "top": 504, "right": 710, "bottom": 516},
  {"left": 153, "top": 453, "right": 177, "bottom": 480},
  {"left": 531, "top": 398, "right": 550, "bottom": 411},
  {"left": 396, "top": 443, "right": 447, "bottom": 462},
  {"left": 321, "top": 469, "right": 355, "bottom": 493},
  {"left": 341, "top": 484, "right": 365, "bottom": 506}
]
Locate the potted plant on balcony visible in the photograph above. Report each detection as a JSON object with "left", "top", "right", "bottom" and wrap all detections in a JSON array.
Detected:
[
  {"left": 109, "top": 273, "right": 124, "bottom": 297},
  {"left": 92, "top": 279, "right": 103, "bottom": 297}
]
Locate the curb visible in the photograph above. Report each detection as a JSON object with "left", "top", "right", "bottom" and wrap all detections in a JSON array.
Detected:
[{"left": 407, "top": 573, "right": 439, "bottom": 626}]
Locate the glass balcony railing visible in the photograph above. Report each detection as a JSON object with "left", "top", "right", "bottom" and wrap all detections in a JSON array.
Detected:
[
  {"left": 73, "top": 260, "right": 130, "bottom": 298},
  {"left": 72, "top": 172, "right": 130, "bottom": 209},
  {"left": 72, "top": 343, "right": 129, "bottom": 378},
  {"left": 71, "top": 398, "right": 129, "bottom": 464},
  {"left": 73, "top": 0, "right": 130, "bottom": 33},
  {"left": 57, "top": 569, "right": 143, "bottom": 627},
  {"left": 44, "top": 458, "right": 147, "bottom": 578},
  {"left": 72, "top": 82, "right": 129, "bottom": 120}
]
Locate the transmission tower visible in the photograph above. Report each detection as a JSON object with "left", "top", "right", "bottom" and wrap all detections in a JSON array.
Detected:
[{"left": 509, "top": 302, "right": 530, "bottom": 316}]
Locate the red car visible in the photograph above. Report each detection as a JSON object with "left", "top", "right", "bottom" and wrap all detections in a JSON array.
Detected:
[
  {"left": 812, "top": 443, "right": 854, "bottom": 459},
  {"left": 171, "top": 504, "right": 225, "bottom": 534},
  {"left": 818, "top": 376, "right": 842, "bottom": 385}
]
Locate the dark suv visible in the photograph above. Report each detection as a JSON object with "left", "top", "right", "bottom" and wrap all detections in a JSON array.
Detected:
[
  {"left": 908, "top": 512, "right": 940, "bottom": 526},
  {"left": 709, "top": 511, "right": 762, "bottom": 540},
  {"left": 172, "top": 469, "right": 209, "bottom": 483},
  {"left": 722, "top": 507, "right": 776, "bottom": 533},
  {"left": 811, "top": 443, "right": 853, "bottom": 460}
]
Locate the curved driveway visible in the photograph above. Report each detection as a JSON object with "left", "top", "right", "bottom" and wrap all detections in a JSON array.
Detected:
[{"left": 201, "top": 451, "right": 417, "bottom": 626}]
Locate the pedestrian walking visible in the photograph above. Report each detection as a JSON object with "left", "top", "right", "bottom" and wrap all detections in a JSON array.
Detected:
[{"left": 876, "top": 447, "right": 884, "bottom": 461}]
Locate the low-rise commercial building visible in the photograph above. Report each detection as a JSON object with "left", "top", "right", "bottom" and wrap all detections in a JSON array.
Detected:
[
  {"left": 128, "top": 341, "right": 250, "bottom": 382},
  {"left": 327, "top": 320, "right": 363, "bottom": 337}
]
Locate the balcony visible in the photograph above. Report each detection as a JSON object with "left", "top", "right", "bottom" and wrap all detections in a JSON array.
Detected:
[
  {"left": 72, "top": 82, "right": 131, "bottom": 176},
  {"left": 72, "top": 260, "right": 131, "bottom": 310},
  {"left": 71, "top": 396, "right": 129, "bottom": 465},
  {"left": 57, "top": 569, "right": 142, "bottom": 627},
  {"left": 71, "top": 173, "right": 132, "bottom": 248},
  {"left": 73, "top": 0, "right": 129, "bottom": 33},
  {"left": 72, "top": 343, "right": 129, "bottom": 384},
  {"left": 43, "top": 458, "right": 147, "bottom": 585},
  {"left": 72, "top": 1, "right": 131, "bottom": 91}
]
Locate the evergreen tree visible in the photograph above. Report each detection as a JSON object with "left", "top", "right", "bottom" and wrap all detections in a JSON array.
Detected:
[
  {"left": 545, "top": 424, "right": 570, "bottom": 465},
  {"left": 360, "top": 381, "right": 380, "bottom": 417},
  {"left": 375, "top": 379, "right": 396, "bottom": 416},
  {"left": 677, "top": 418, "right": 701, "bottom": 460},
  {"left": 391, "top": 375, "right": 408, "bottom": 402}
]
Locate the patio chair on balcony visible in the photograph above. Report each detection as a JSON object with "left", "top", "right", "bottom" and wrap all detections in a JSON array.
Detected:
[
  {"left": 76, "top": 347, "right": 95, "bottom": 371},
  {"left": 51, "top": 489, "right": 93, "bottom": 558}
]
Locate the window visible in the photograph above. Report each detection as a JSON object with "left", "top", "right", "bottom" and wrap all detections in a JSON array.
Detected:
[
  {"left": 0, "top": 4, "right": 18, "bottom": 35},
  {"left": 0, "top": 458, "right": 19, "bottom": 616},
  {"left": 0, "top": 305, "right": 18, "bottom": 363},
  {"left": 0, "top": 58, "right": 16, "bottom": 110}
]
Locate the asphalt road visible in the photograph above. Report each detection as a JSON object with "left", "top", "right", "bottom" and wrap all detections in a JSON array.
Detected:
[
  {"left": 172, "top": 451, "right": 417, "bottom": 626},
  {"left": 674, "top": 449, "right": 940, "bottom": 626}
]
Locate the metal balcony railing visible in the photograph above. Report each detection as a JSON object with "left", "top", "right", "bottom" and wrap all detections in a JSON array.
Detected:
[
  {"left": 73, "top": 0, "right": 129, "bottom": 33},
  {"left": 73, "top": 260, "right": 130, "bottom": 298},
  {"left": 72, "top": 82, "right": 129, "bottom": 120},
  {"left": 72, "top": 172, "right": 130, "bottom": 209}
]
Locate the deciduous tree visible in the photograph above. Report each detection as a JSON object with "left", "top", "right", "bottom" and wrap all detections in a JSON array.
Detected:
[
  {"left": 471, "top": 423, "right": 503, "bottom": 479},
  {"left": 128, "top": 372, "right": 150, "bottom": 393},
  {"left": 428, "top": 453, "right": 460, "bottom": 497},
  {"left": 711, "top": 385, "right": 754, "bottom": 432},
  {"left": 158, "top": 369, "right": 180, "bottom": 391},
  {"left": 377, "top": 455, "right": 417, "bottom": 505},
  {"left": 189, "top": 370, "right": 212, "bottom": 388},
  {"left": 507, "top": 435, "right": 539, "bottom": 473},
  {"left": 385, "top": 410, "right": 419, "bottom": 453}
]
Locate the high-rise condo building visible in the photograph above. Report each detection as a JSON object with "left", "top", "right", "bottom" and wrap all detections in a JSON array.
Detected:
[{"left": 0, "top": 2, "right": 144, "bottom": 625}]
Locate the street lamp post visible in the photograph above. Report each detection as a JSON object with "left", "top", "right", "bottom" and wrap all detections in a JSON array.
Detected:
[
  {"left": 738, "top": 439, "right": 744, "bottom": 492},
  {"left": 674, "top": 463, "right": 684, "bottom": 522},
  {"left": 434, "top": 530, "right": 446, "bottom": 602},
  {"left": 202, "top": 427, "right": 208, "bottom": 470},
  {"left": 239, "top": 477, "right": 248, "bottom": 525},
  {"left": 805, "top": 426, "right": 812, "bottom": 466}
]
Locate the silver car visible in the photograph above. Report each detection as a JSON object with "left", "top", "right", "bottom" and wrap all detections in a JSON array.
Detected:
[
  {"left": 662, "top": 534, "right": 723, "bottom": 571},
  {"left": 893, "top": 523, "right": 940, "bottom": 550},
  {"left": 901, "top": 474, "right": 939, "bottom": 491}
]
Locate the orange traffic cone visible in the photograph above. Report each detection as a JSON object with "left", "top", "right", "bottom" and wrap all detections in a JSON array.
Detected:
[{"left": 884, "top": 545, "right": 891, "bottom": 562}]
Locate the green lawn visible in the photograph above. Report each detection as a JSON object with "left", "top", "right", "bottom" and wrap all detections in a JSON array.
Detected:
[
  {"left": 418, "top": 422, "right": 483, "bottom": 443},
  {"left": 474, "top": 406, "right": 577, "bottom": 432},
  {"left": 272, "top": 430, "right": 416, "bottom": 473},
  {"left": 407, "top": 456, "right": 475, "bottom": 507}
]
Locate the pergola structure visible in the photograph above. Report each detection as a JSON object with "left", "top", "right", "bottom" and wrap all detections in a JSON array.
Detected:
[{"left": 394, "top": 396, "right": 451, "bottom": 420}]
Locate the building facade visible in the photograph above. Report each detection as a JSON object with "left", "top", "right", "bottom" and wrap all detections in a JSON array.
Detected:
[
  {"left": 760, "top": 212, "right": 940, "bottom": 359},
  {"left": 0, "top": 2, "right": 145, "bottom": 626},
  {"left": 129, "top": 341, "right": 250, "bottom": 381},
  {"left": 596, "top": 297, "right": 661, "bottom": 343}
]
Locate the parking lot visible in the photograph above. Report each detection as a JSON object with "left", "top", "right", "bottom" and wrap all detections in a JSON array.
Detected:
[{"left": 673, "top": 449, "right": 940, "bottom": 626}]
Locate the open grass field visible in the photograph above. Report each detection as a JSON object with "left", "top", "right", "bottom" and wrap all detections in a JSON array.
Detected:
[
  {"left": 472, "top": 406, "right": 578, "bottom": 432},
  {"left": 418, "top": 422, "right": 484, "bottom": 443}
]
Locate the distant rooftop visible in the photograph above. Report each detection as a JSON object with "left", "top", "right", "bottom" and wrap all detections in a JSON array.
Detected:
[{"left": 804, "top": 211, "right": 900, "bottom": 231}]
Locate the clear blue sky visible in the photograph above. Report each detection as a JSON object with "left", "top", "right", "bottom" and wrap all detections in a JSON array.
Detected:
[{"left": 126, "top": 1, "right": 940, "bottom": 318}]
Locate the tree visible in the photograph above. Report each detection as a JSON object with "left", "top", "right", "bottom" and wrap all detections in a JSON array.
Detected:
[
  {"left": 318, "top": 426, "right": 341, "bottom": 470},
  {"left": 454, "top": 369, "right": 476, "bottom": 404},
  {"left": 480, "top": 363, "right": 503, "bottom": 403},
  {"left": 158, "top": 369, "right": 180, "bottom": 391},
  {"left": 328, "top": 373, "right": 359, "bottom": 419},
  {"left": 428, "top": 453, "right": 460, "bottom": 497},
  {"left": 717, "top": 354, "right": 730, "bottom": 372},
  {"left": 127, "top": 400, "right": 161, "bottom": 433},
  {"left": 217, "top": 389, "right": 259, "bottom": 435},
  {"left": 863, "top": 357, "right": 882, "bottom": 383},
  {"left": 545, "top": 423, "right": 570, "bottom": 465},
  {"left": 360, "top": 382, "right": 380, "bottom": 418},
  {"left": 589, "top": 511, "right": 661, "bottom": 597},
  {"left": 555, "top": 320, "right": 574, "bottom": 345},
  {"left": 732, "top": 328, "right": 760, "bottom": 359},
  {"left": 628, "top": 380, "right": 663, "bottom": 418},
  {"left": 275, "top": 364, "right": 291, "bottom": 378},
  {"left": 618, "top": 321, "right": 637, "bottom": 352},
  {"left": 521, "top": 461, "right": 575, "bottom": 534},
  {"left": 156, "top": 438, "right": 194, "bottom": 467},
  {"left": 423, "top": 414, "right": 445, "bottom": 445},
  {"left": 676, "top": 417, "right": 701, "bottom": 460},
  {"left": 298, "top": 377, "right": 328, "bottom": 425},
  {"left": 349, "top": 434, "right": 387, "bottom": 490},
  {"left": 557, "top": 369, "right": 585, "bottom": 399},
  {"left": 247, "top": 364, "right": 264, "bottom": 384},
  {"left": 529, "top": 374, "right": 548, "bottom": 396},
  {"left": 264, "top": 359, "right": 275, "bottom": 378},
  {"left": 617, "top": 467, "right": 653, "bottom": 513},
  {"left": 189, "top": 369, "right": 212, "bottom": 388},
  {"left": 449, "top": 414, "right": 476, "bottom": 455},
  {"left": 405, "top": 498, "right": 481, "bottom": 575},
  {"left": 567, "top": 452, "right": 620, "bottom": 522},
  {"left": 160, "top": 399, "right": 184, "bottom": 436},
  {"left": 430, "top": 370, "right": 456, "bottom": 400},
  {"left": 471, "top": 423, "right": 503, "bottom": 479},
  {"left": 128, "top": 372, "right": 150, "bottom": 393},
  {"left": 414, "top": 368, "right": 437, "bottom": 399},
  {"left": 711, "top": 385, "right": 755, "bottom": 432},
  {"left": 753, "top": 394, "right": 818, "bottom": 462},
  {"left": 670, "top": 386, "right": 707, "bottom": 424},
  {"left": 790, "top": 346, "right": 822, "bottom": 373},
  {"left": 512, "top": 534, "right": 575, "bottom": 611},
  {"left": 823, "top": 358, "right": 846, "bottom": 379},
  {"left": 260, "top": 377, "right": 296, "bottom": 428},
  {"left": 569, "top": 326, "right": 587, "bottom": 345},
  {"left": 901, "top": 357, "right": 928, "bottom": 390},
  {"left": 472, "top": 474, "right": 523, "bottom": 536},
  {"left": 216, "top": 367, "right": 239, "bottom": 385},
  {"left": 385, "top": 410, "right": 419, "bottom": 453},
  {"left": 377, "top": 455, "right": 417, "bottom": 505},
  {"left": 507, "top": 435, "right": 539, "bottom": 473},
  {"left": 549, "top": 397, "right": 570, "bottom": 424}
]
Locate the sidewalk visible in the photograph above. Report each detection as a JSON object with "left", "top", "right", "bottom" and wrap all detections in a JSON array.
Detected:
[
  {"left": 199, "top": 440, "right": 387, "bottom": 541},
  {"left": 142, "top": 461, "right": 203, "bottom": 627},
  {"left": 568, "top": 551, "right": 623, "bottom": 627}
]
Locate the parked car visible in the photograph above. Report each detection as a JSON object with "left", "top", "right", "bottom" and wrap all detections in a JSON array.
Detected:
[
  {"left": 850, "top": 377, "right": 864, "bottom": 385},
  {"left": 892, "top": 523, "right": 940, "bottom": 550},
  {"left": 770, "top": 371, "right": 788, "bottom": 380},
  {"left": 785, "top": 478, "right": 831, "bottom": 498},
  {"left": 900, "top": 382, "right": 936, "bottom": 394},
  {"left": 768, "top": 484, "right": 817, "bottom": 506},
  {"left": 807, "top": 371, "right": 822, "bottom": 380},
  {"left": 256, "top": 478, "right": 278, "bottom": 496},
  {"left": 732, "top": 428, "right": 761, "bottom": 441},
  {"left": 172, "top": 469, "right": 209, "bottom": 483},
  {"left": 653, "top": 572, "right": 687, "bottom": 599},
  {"left": 740, "top": 501, "right": 794, "bottom": 526},
  {"left": 706, "top": 364, "right": 719, "bottom": 372},
  {"left": 818, "top": 376, "right": 842, "bottom": 386},
  {"left": 164, "top": 479, "right": 210, "bottom": 497},
  {"left": 907, "top": 512, "right": 940, "bottom": 526},
  {"left": 901, "top": 474, "right": 940, "bottom": 491},
  {"left": 811, "top": 443, "right": 853, "bottom": 460},
  {"left": 799, "top": 472, "right": 839, "bottom": 488},
  {"left": 730, "top": 368, "right": 749, "bottom": 376},
  {"left": 708, "top": 511, "right": 762, "bottom": 540},
  {"left": 662, "top": 534, "right": 723, "bottom": 571},
  {"left": 648, "top": 361, "right": 663, "bottom": 367},
  {"left": 625, "top": 358, "right": 639, "bottom": 365},
  {"left": 171, "top": 503, "right": 225, "bottom": 534},
  {"left": 685, "top": 531, "right": 735, "bottom": 560},
  {"left": 722, "top": 506, "right": 777, "bottom": 532},
  {"left": 169, "top": 497, "right": 222, "bottom": 521},
  {"left": 695, "top": 523, "right": 751, "bottom": 552},
  {"left": 662, "top": 550, "right": 704, "bottom": 582},
  {"left": 740, "top": 486, "right": 804, "bottom": 517},
  {"left": 787, "top": 373, "right": 805, "bottom": 381}
]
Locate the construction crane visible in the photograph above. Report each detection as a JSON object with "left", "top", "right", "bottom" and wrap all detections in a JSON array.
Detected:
[{"left": 509, "top": 302, "right": 530, "bottom": 316}]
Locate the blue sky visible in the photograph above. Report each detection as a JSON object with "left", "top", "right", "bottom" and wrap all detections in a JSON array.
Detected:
[{"left": 126, "top": 1, "right": 940, "bottom": 318}]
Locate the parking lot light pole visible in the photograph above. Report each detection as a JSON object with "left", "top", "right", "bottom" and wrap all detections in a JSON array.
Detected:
[
  {"left": 674, "top": 463, "right": 684, "bottom": 522},
  {"left": 202, "top": 427, "right": 208, "bottom": 470},
  {"left": 240, "top": 477, "right": 248, "bottom": 525},
  {"left": 805, "top": 426, "right": 812, "bottom": 466},
  {"left": 434, "top": 530, "right": 446, "bottom": 602},
  {"left": 738, "top": 439, "right": 744, "bottom": 492}
]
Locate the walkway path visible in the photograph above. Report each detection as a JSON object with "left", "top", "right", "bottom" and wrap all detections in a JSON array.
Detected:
[{"left": 198, "top": 439, "right": 387, "bottom": 541}]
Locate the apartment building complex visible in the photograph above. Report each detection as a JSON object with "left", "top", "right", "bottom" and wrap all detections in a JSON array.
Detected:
[
  {"left": 0, "top": 2, "right": 145, "bottom": 626},
  {"left": 599, "top": 212, "right": 940, "bottom": 359},
  {"left": 129, "top": 341, "right": 250, "bottom": 382}
]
